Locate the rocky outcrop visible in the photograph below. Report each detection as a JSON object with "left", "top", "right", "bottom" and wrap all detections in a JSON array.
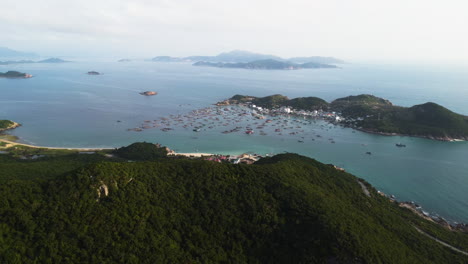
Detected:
[
  {"left": 97, "top": 182, "right": 109, "bottom": 198},
  {"left": 140, "top": 91, "right": 157, "bottom": 96}
]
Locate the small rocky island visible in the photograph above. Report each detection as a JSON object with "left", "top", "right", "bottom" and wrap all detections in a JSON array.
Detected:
[
  {"left": 0, "top": 120, "right": 21, "bottom": 131},
  {"left": 0, "top": 71, "right": 32, "bottom": 78},
  {"left": 140, "top": 91, "right": 157, "bottom": 96},
  {"left": 218, "top": 94, "right": 468, "bottom": 141},
  {"left": 87, "top": 71, "right": 100, "bottom": 75}
]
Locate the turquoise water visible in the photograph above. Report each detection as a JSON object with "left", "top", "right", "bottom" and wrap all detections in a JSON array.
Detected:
[{"left": 1, "top": 61, "right": 468, "bottom": 223}]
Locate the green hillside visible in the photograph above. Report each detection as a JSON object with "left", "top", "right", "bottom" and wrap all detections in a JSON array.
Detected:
[
  {"left": 288, "top": 97, "right": 329, "bottom": 111},
  {"left": 330, "top": 94, "right": 393, "bottom": 111},
  {"left": 0, "top": 120, "right": 19, "bottom": 131},
  {"left": 333, "top": 96, "right": 468, "bottom": 140},
  {"left": 0, "top": 148, "right": 466, "bottom": 263},
  {"left": 222, "top": 95, "right": 329, "bottom": 110}
]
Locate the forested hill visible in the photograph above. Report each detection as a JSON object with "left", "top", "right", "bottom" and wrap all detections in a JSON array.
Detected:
[
  {"left": 331, "top": 95, "right": 468, "bottom": 141},
  {"left": 0, "top": 149, "right": 467, "bottom": 263}
]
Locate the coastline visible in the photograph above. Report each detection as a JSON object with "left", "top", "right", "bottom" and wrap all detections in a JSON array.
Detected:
[
  {"left": 353, "top": 127, "right": 468, "bottom": 142},
  {"left": 0, "top": 139, "right": 113, "bottom": 151},
  {"left": 0, "top": 139, "right": 215, "bottom": 157}
]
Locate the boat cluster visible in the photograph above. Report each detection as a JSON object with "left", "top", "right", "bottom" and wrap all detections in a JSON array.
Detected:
[{"left": 128, "top": 105, "right": 343, "bottom": 143}]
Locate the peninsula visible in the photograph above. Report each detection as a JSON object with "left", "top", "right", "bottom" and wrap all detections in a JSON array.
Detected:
[
  {"left": 193, "top": 59, "right": 337, "bottom": 70},
  {"left": 218, "top": 94, "right": 468, "bottom": 141},
  {"left": 0, "top": 120, "right": 20, "bottom": 131},
  {"left": 0, "top": 71, "right": 32, "bottom": 78}
]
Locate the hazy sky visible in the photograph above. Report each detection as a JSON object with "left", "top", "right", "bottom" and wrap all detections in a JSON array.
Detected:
[{"left": 1, "top": 0, "right": 467, "bottom": 63}]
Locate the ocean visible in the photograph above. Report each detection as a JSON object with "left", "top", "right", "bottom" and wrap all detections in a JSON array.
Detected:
[{"left": 1, "top": 60, "right": 468, "bottom": 223}]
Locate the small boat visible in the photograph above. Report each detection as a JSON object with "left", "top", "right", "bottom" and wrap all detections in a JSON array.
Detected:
[
  {"left": 245, "top": 130, "right": 254, "bottom": 135},
  {"left": 395, "top": 143, "right": 406, "bottom": 147},
  {"left": 366, "top": 152, "right": 372, "bottom": 155},
  {"left": 193, "top": 128, "right": 201, "bottom": 132}
]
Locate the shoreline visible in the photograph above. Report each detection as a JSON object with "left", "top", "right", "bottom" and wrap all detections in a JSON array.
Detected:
[{"left": 353, "top": 127, "right": 467, "bottom": 142}]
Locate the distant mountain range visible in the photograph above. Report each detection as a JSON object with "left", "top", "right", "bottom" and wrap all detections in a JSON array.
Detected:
[
  {"left": 151, "top": 50, "right": 344, "bottom": 64},
  {"left": 193, "top": 59, "right": 338, "bottom": 70},
  {"left": 0, "top": 47, "right": 38, "bottom": 58},
  {"left": 0, "top": 58, "right": 69, "bottom": 65}
]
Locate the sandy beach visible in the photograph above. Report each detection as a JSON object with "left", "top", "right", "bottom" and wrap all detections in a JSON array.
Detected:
[
  {"left": 0, "top": 139, "right": 214, "bottom": 157},
  {"left": 0, "top": 139, "right": 112, "bottom": 151}
]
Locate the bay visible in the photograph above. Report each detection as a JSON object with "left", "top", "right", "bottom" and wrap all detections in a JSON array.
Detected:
[{"left": 1, "top": 60, "right": 468, "bottom": 223}]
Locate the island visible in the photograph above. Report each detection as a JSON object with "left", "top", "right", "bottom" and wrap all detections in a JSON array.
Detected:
[
  {"left": 151, "top": 50, "right": 344, "bottom": 64},
  {"left": 0, "top": 71, "right": 32, "bottom": 78},
  {"left": 217, "top": 94, "right": 468, "bottom": 141},
  {"left": 0, "top": 120, "right": 21, "bottom": 131},
  {"left": 37, "top": 58, "right": 69, "bottom": 63},
  {"left": 87, "top": 71, "right": 100, "bottom": 75},
  {"left": 139, "top": 91, "right": 157, "bottom": 96},
  {"left": 193, "top": 59, "right": 337, "bottom": 70}
]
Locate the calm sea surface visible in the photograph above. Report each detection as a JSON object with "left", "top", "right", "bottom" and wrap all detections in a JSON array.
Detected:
[{"left": 1, "top": 61, "right": 468, "bottom": 223}]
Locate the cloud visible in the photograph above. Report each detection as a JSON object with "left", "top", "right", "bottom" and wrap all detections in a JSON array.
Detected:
[{"left": 0, "top": 0, "right": 467, "bottom": 62}]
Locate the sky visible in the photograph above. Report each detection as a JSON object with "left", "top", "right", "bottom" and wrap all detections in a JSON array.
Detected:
[{"left": 0, "top": 0, "right": 467, "bottom": 63}]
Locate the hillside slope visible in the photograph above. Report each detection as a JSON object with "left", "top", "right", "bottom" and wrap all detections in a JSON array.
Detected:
[
  {"left": 332, "top": 95, "right": 468, "bottom": 140},
  {"left": 0, "top": 153, "right": 466, "bottom": 263}
]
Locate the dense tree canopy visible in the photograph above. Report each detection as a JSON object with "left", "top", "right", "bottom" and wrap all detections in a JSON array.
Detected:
[
  {"left": 114, "top": 142, "right": 168, "bottom": 161},
  {"left": 0, "top": 150, "right": 466, "bottom": 263}
]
